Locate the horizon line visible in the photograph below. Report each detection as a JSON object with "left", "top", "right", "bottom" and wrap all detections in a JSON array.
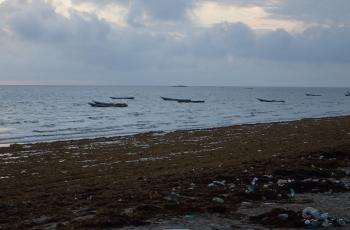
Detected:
[{"left": 0, "top": 84, "right": 349, "bottom": 88}]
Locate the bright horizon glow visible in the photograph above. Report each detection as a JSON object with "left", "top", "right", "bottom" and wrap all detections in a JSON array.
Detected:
[{"left": 191, "top": 1, "right": 304, "bottom": 32}]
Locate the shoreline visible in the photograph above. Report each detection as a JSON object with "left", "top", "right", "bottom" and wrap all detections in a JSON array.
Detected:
[
  {"left": 1, "top": 115, "right": 350, "bottom": 229},
  {"left": 3, "top": 114, "right": 350, "bottom": 146}
]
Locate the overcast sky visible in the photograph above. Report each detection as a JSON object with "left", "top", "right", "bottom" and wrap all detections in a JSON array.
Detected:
[{"left": 0, "top": 0, "right": 349, "bottom": 86}]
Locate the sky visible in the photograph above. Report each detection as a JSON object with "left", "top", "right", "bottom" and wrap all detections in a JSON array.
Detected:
[{"left": 0, "top": 0, "right": 349, "bottom": 87}]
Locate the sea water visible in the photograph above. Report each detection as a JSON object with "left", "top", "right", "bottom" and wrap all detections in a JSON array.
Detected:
[{"left": 1, "top": 85, "right": 350, "bottom": 144}]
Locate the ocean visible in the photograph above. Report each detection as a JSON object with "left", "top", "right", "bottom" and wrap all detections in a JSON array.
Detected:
[{"left": 1, "top": 85, "right": 350, "bottom": 144}]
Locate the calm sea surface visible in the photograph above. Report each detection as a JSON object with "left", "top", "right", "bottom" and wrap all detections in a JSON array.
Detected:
[{"left": 1, "top": 86, "right": 350, "bottom": 144}]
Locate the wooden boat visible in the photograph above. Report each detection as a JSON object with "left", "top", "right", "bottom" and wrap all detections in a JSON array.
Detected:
[
  {"left": 176, "top": 99, "right": 192, "bottom": 103},
  {"left": 178, "top": 100, "right": 205, "bottom": 103},
  {"left": 257, "top": 98, "right": 285, "bottom": 103},
  {"left": 306, "top": 93, "right": 322, "bottom": 97},
  {"left": 161, "top": 96, "right": 189, "bottom": 101},
  {"left": 191, "top": 100, "right": 205, "bottom": 103},
  {"left": 161, "top": 96, "right": 205, "bottom": 103},
  {"left": 89, "top": 101, "right": 128, "bottom": 107},
  {"left": 110, "top": 97, "right": 135, "bottom": 100},
  {"left": 345, "top": 92, "right": 350, "bottom": 96}
]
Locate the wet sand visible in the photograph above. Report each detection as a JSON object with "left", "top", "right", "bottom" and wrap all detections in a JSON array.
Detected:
[{"left": 1, "top": 116, "right": 350, "bottom": 229}]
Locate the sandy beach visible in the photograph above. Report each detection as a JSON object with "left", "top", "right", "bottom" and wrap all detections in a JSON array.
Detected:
[{"left": 1, "top": 116, "right": 350, "bottom": 229}]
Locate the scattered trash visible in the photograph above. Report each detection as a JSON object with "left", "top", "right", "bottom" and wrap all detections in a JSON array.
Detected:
[
  {"left": 228, "top": 183, "right": 236, "bottom": 189},
  {"left": 184, "top": 214, "right": 196, "bottom": 220},
  {"left": 212, "top": 197, "right": 224, "bottom": 204},
  {"left": 245, "top": 185, "right": 255, "bottom": 194},
  {"left": 250, "top": 208, "right": 304, "bottom": 228},
  {"left": 164, "top": 191, "right": 181, "bottom": 202},
  {"left": 188, "top": 183, "right": 196, "bottom": 190},
  {"left": 302, "top": 207, "right": 322, "bottom": 219},
  {"left": 302, "top": 207, "right": 350, "bottom": 228},
  {"left": 277, "top": 179, "right": 288, "bottom": 187},
  {"left": 251, "top": 177, "right": 258, "bottom": 186},
  {"left": 245, "top": 177, "right": 258, "bottom": 193},
  {"left": 221, "top": 193, "right": 230, "bottom": 198},
  {"left": 241, "top": 201, "right": 253, "bottom": 206},
  {"left": 278, "top": 213, "right": 289, "bottom": 220},
  {"left": 287, "top": 188, "right": 296, "bottom": 198},
  {"left": 208, "top": 180, "right": 226, "bottom": 188},
  {"left": 263, "top": 183, "right": 272, "bottom": 189},
  {"left": 121, "top": 208, "right": 134, "bottom": 217}
]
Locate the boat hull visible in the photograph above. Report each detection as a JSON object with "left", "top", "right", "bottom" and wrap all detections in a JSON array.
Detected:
[
  {"left": 257, "top": 98, "right": 285, "bottom": 103},
  {"left": 89, "top": 101, "right": 128, "bottom": 107}
]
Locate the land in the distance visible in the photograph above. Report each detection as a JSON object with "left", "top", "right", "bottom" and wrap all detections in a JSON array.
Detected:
[{"left": 1, "top": 116, "right": 350, "bottom": 229}]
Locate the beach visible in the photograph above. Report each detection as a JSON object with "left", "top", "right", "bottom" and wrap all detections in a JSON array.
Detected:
[{"left": 1, "top": 116, "right": 350, "bottom": 229}]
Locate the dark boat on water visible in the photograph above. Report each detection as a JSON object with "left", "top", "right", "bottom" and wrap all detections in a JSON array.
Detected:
[
  {"left": 161, "top": 96, "right": 205, "bottom": 103},
  {"left": 306, "top": 93, "right": 322, "bottom": 97},
  {"left": 178, "top": 100, "right": 205, "bottom": 103},
  {"left": 257, "top": 98, "right": 285, "bottom": 103},
  {"left": 110, "top": 97, "right": 135, "bottom": 100},
  {"left": 345, "top": 92, "right": 350, "bottom": 96},
  {"left": 191, "top": 100, "right": 205, "bottom": 103},
  {"left": 89, "top": 101, "right": 128, "bottom": 107},
  {"left": 161, "top": 96, "right": 189, "bottom": 101},
  {"left": 176, "top": 99, "right": 192, "bottom": 103}
]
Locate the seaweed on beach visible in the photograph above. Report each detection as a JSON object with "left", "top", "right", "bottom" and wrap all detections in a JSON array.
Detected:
[{"left": 0, "top": 117, "right": 350, "bottom": 229}]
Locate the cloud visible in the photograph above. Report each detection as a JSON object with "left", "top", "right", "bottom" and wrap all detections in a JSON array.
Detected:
[
  {"left": 190, "top": 1, "right": 304, "bottom": 31},
  {"left": 0, "top": 0, "right": 349, "bottom": 86},
  {"left": 185, "top": 22, "right": 350, "bottom": 63},
  {"left": 1, "top": 0, "right": 111, "bottom": 43},
  {"left": 2, "top": 0, "right": 350, "bottom": 64},
  {"left": 268, "top": 0, "right": 350, "bottom": 25},
  {"left": 130, "top": 0, "right": 192, "bottom": 21},
  {"left": 72, "top": 0, "right": 193, "bottom": 26}
]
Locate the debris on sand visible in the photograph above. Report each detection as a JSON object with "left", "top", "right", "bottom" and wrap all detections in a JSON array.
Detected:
[
  {"left": 251, "top": 207, "right": 350, "bottom": 229},
  {"left": 212, "top": 197, "right": 224, "bottom": 204},
  {"left": 302, "top": 207, "right": 350, "bottom": 228},
  {"left": 250, "top": 208, "right": 304, "bottom": 228}
]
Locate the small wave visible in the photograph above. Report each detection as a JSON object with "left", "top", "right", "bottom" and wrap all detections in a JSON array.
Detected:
[
  {"left": 129, "top": 112, "right": 144, "bottom": 117},
  {"left": 137, "top": 120, "right": 150, "bottom": 124},
  {"left": 67, "top": 119, "right": 85, "bottom": 123},
  {"left": 88, "top": 116, "right": 105, "bottom": 120},
  {"left": 157, "top": 122, "right": 172, "bottom": 125},
  {"left": 72, "top": 103, "right": 85, "bottom": 106},
  {"left": 24, "top": 120, "right": 40, "bottom": 124},
  {"left": 123, "top": 124, "right": 141, "bottom": 128},
  {"left": 40, "top": 124, "right": 56, "bottom": 128},
  {"left": 6, "top": 121, "right": 21, "bottom": 125}
]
